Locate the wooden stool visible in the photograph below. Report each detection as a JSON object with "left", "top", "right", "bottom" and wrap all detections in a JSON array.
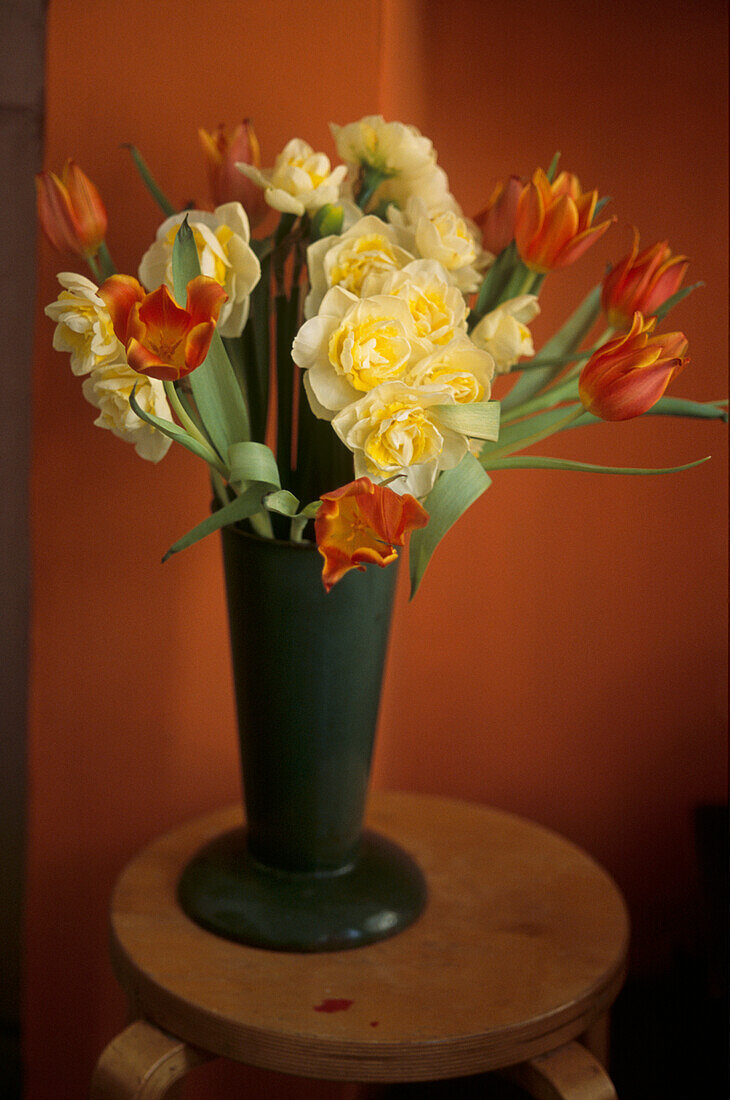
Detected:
[{"left": 91, "top": 791, "right": 629, "bottom": 1098}]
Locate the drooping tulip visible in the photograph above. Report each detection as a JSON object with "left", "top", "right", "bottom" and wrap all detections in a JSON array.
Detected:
[
  {"left": 474, "top": 175, "right": 523, "bottom": 256},
  {"left": 198, "top": 120, "right": 268, "bottom": 227},
  {"left": 515, "top": 168, "right": 613, "bottom": 273},
  {"left": 579, "top": 312, "right": 688, "bottom": 421},
  {"left": 98, "top": 273, "right": 227, "bottom": 381},
  {"left": 36, "top": 160, "right": 108, "bottom": 257},
  {"left": 315, "top": 477, "right": 428, "bottom": 591},
  {"left": 602, "top": 229, "right": 688, "bottom": 329}
]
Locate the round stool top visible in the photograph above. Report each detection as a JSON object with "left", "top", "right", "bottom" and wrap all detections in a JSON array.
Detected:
[{"left": 110, "top": 791, "right": 629, "bottom": 1082}]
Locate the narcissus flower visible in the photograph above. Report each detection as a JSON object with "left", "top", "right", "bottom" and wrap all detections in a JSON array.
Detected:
[
  {"left": 579, "top": 312, "right": 688, "bottom": 421},
  {"left": 238, "top": 138, "right": 347, "bottom": 217},
  {"left": 331, "top": 116, "right": 435, "bottom": 180},
  {"left": 602, "top": 229, "right": 689, "bottom": 329},
  {"left": 36, "top": 160, "right": 107, "bottom": 257},
  {"left": 332, "top": 381, "right": 472, "bottom": 498},
  {"left": 98, "top": 274, "right": 227, "bottom": 381},
  {"left": 315, "top": 477, "right": 428, "bottom": 591},
  {"left": 198, "top": 120, "right": 267, "bottom": 226},
  {"left": 471, "top": 295, "right": 540, "bottom": 373},
  {"left": 81, "top": 360, "right": 172, "bottom": 463},
  {"left": 474, "top": 176, "right": 523, "bottom": 256},
  {"left": 44, "top": 272, "right": 121, "bottom": 375},
  {"left": 515, "top": 169, "right": 613, "bottom": 273}
]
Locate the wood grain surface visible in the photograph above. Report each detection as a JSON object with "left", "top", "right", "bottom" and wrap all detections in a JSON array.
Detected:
[{"left": 109, "top": 791, "right": 629, "bottom": 1082}]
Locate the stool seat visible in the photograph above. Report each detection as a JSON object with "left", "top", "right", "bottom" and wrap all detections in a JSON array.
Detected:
[{"left": 94, "top": 791, "right": 629, "bottom": 1094}]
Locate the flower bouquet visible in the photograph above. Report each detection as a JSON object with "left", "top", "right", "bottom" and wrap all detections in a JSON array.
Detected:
[{"left": 39, "top": 115, "right": 727, "bottom": 950}]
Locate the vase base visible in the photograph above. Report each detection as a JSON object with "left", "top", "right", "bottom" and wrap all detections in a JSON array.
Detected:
[{"left": 178, "top": 827, "right": 427, "bottom": 952}]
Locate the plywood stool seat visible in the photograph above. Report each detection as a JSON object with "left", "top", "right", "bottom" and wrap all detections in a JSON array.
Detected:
[{"left": 91, "top": 791, "right": 629, "bottom": 1098}]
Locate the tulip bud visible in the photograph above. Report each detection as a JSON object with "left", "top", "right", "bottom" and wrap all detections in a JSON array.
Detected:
[
  {"left": 602, "top": 229, "right": 689, "bottom": 329},
  {"left": 198, "top": 120, "right": 267, "bottom": 227},
  {"left": 474, "top": 176, "right": 523, "bottom": 256},
  {"left": 515, "top": 168, "right": 613, "bottom": 273},
  {"left": 36, "top": 160, "right": 108, "bottom": 257},
  {"left": 579, "top": 312, "right": 688, "bottom": 421}
]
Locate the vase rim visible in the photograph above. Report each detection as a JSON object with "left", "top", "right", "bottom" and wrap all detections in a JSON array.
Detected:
[{"left": 222, "top": 521, "right": 318, "bottom": 553}]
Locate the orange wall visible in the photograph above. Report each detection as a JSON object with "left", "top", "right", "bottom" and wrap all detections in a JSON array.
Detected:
[{"left": 27, "top": 0, "right": 727, "bottom": 1096}]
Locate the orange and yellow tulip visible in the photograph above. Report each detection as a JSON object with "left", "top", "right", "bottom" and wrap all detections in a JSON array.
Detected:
[
  {"left": 515, "top": 168, "right": 613, "bottom": 273},
  {"left": 474, "top": 175, "right": 523, "bottom": 256},
  {"left": 98, "top": 274, "right": 227, "bottom": 381},
  {"left": 602, "top": 229, "right": 688, "bottom": 329},
  {"left": 315, "top": 477, "right": 428, "bottom": 592},
  {"left": 36, "top": 159, "right": 108, "bottom": 257},
  {"left": 579, "top": 312, "right": 688, "bottom": 421},
  {"left": 198, "top": 120, "right": 267, "bottom": 226}
]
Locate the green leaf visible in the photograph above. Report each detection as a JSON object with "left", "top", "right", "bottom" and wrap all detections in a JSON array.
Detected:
[
  {"left": 162, "top": 488, "right": 268, "bottom": 562},
  {"left": 171, "top": 220, "right": 252, "bottom": 457},
  {"left": 124, "top": 144, "right": 176, "bottom": 217},
  {"left": 502, "top": 284, "right": 602, "bottom": 412},
  {"left": 129, "top": 385, "right": 222, "bottom": 468},
  {"left": 470, "top": 241, "right": 519, "bottom": 322},
  {"left": 546, "top": 152, "right": 561, "bottom": 182},
  {"left": 480, "top": 403, "right": 595, "bottom": 459},
  {"left": 653, "top": 281, "right": 704, "bottom": 325},
  {"left": 409, "top": 453, "right": 491, "bottom": 598},
  {"left": 264, "top": 489, "right": 321, "bottom": 519},
  {"left": 433, "top": 401, "right": 501, "bottom": 441},
  {"left": 647, "top": 396, "right": 728, "bottom": 421},
  {"left": 594, "top": 195, "right": 612, "bottom": 216},
  {"left": 481, "top": 454, "right": 711, "bottom": 475},
  {"left": 228, "top": 440, "right": 280, "bottom": 493}
]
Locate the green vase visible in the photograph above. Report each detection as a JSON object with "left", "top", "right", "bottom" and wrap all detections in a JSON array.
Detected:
[{"left": 178, "top": 525, "right": 427, "bottom": 951}]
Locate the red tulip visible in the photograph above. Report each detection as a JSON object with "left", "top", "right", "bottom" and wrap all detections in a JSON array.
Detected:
[
  {"left": 315, "top": 477, "right": 428, "bottom": 592},
  {"left": 602, "top": 229, "right": 688, "bottom": 329},
  {"left": 515, "top": 168, "right": 613, "bottom": 273},
  {"left": 36, "top": 160, "right": 108, "bottom": 257},
  {"left": 98, "top": 274, "right": 227, "bottom": 381},
  {"left": 198, "top": 120, "right": 267, "bottom": 226},
  {"left": 474, "top": 175, "right": 523, "bottom": 255},
  {"left": 579, "top": 312, "right": 688, "bottom": 421}
]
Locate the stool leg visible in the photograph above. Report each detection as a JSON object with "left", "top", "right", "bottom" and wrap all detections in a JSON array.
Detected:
[
  {"left": 580, "top": 1013, "right": 610, "bottom": 1067},
  {"left": 499, "top": 1041, "right": 617, "bottom": 1100},
  {"left": 90, "top": 1019, "right": 211, "bottom": 1099}
]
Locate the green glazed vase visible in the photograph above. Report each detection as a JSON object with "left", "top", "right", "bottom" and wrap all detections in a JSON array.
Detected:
[{"left": 178, "top": 525, "right": 427, "bottom": 951}]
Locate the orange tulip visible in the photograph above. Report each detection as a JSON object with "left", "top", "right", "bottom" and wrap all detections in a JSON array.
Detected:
[
  {"left": 515, "top": 168, "right": 613, "bottom": 273},
  {"left": 474, "top": 175, "right": 523, "bottom": 256},
  {"left": 602, "top": 229, "right": 688, "bottom": 329},
  {"left": 36, "top": 159, "right": 108, "bottom": 257},
  {"left": 315, "top": 477, "right": 428, "bottom": 592},
  {"left": 98, "top": 274, "right": 227, "bottom": 381},
  {"left": 198, "top": 120, "right": 267, "bottom": 226},
  {"left": 579, "top": 312, "right": 688, "bottom": 421}
]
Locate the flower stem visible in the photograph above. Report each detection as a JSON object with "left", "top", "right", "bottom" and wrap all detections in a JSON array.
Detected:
[
  {"left": 86, "top": 251, "right": 102, "bottom": 282},
  {"left": 164, "top": 380, "right": 229, "bottom": 477},
  {"left": 486, "top": 403, "right": 587, "bottom": 460}
]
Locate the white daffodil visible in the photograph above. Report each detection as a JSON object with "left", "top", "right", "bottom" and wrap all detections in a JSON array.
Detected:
[
  {"left": 304, "top": 215, "right": 415, "bottom": 318},
  {"left": 331, "top": 115, "right": 436, "bottom": 180},
  {"left": 293, "top": 286, "right": 428, "bottom": 417},
  {"left": 237, "top": 138, "right": 347, "bottom": 217},
  {"left": 377, "top": 164, "right": 458, "bottom": 219},
  {"left": 379, "top": 259, "right": 468, "bottom": 345},
  {"left": 405, "top": 335, "right": 494, "bottom": 405},
  {"left": 470, "top": 295, "right": 540, "bottom": 372},
  {"left": 81, "top": 359, "right": 172, "bottom": 463},
  {"left": 390, "top": 196, "right": 487, "bottom": 293},
  {"left": 45, "top": 272, "right": 122, "bottom": 376},
  {"left": 332, "top": 381, "right": 470, "bottom": 498},
  {"left": 138, "top": 202, "right": 260, "bottom": 338}
]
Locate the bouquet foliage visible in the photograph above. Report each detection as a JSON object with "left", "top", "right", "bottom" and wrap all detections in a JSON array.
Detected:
[{"left": 39, "top": 116, "right": 726, "bottom": 594}]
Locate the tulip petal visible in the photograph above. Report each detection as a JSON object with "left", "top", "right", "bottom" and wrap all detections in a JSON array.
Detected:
[
  {"left": 584, "top": 360, "right": 680, "bottom": 420},
  {"left": 185, "top": 274, "right": 228, "bottom": 326},
  {"left": 125, "top": 337, "right": 182, "bottom": 381},
  {"left": 184, "top": 320, "right": 216, "bottom": 371},
  {"left": 98, "top": 275, "right": 146, "bottom": 344},
  {"left": 36, "top": 171, "right": 84, "bottom": 253},
  {"left": 62, "top": 159, "right": 108, "bottom": 250}
]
